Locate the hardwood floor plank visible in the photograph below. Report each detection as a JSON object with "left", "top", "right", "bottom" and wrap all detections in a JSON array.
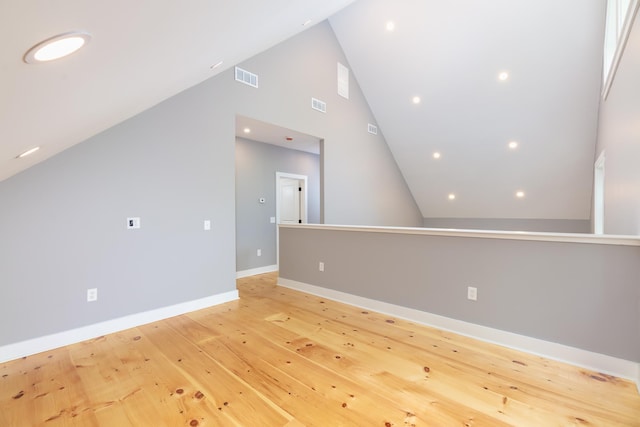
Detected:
[{"left": 1, "top": 271, "right": 639, "bottom": 426}]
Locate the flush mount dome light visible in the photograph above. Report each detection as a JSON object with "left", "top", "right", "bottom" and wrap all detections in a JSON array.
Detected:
[{"left": 24, "top": 31, "right": 91, "bottom": 64}]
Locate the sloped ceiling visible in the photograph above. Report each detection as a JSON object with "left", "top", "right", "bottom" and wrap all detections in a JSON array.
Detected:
[
  {"left": 330, "top": 0, "right": 606, "bottom": 220},
  {"left": 2, "top": 0, "right": 606, "bottom": 222},
  {"left": 0, "top": 0, "right": 354, "bottom": 182}
]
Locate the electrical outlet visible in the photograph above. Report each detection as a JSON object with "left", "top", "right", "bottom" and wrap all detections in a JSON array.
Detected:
[
  {"left": 204, "top": 220, "right": 211, "bottom": 230},
  {"left": 270, "top": 216, "right": 276, "bottom": 224},
  {"left": 257, "top": 249, "right": 261, "bottom": 257},
  {"left": 319, "top": 262, "right": 324, "bottom": 272},
  {"left": 467, "top": 286, "right": 477, "bottom": 301},
  {"left": 87, "top": 288, "right": 98, "bottom": 302}
]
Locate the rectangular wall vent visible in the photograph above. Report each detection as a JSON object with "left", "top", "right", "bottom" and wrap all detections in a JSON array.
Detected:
[
  {"left": 235, "top": 67, "right": 258, "bottom": 88},
  {"left": 368, "top": 123, "right": 378, "bottom": 135},
  {"left": 311, "top": 98, "right": 327, "bottom": 113}
]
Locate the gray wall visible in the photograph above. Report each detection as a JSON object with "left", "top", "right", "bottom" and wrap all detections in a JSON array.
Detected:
[
  {"left": 236, "top": 137, "right": 320, "bottom": 272},
  {"left": 233, "top": 22, "right": 423, "bottom": 227},
  {"left": 279, "top": 226, "right": 640, "bottom": 362},
  {"left": 0, "top": 85, "right": 237, "bottom": 345},
  {"left": 595, "top": 13, "right": 640, "bottom": 235},
  {"left": 423, "top": 218, "right": 590, "bottom": 233},
  {"left": 0, "top": 21, "right": 420, "bottom": 346}
]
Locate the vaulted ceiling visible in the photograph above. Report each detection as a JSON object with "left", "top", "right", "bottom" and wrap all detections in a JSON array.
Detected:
[
  {"left": 1, "top": 0, "right": 606, "bottom": 221},
  {"left": 330, "top": 0, "right": 605, "bottom": 220}
]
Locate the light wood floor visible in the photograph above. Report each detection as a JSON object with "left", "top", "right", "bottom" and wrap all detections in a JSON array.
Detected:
[{"left": 1, "top": 272, "right": 639, "bottom": 426}]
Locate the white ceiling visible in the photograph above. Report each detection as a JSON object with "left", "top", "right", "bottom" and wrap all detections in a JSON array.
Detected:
[
  {"left": 330, "top": 0, "right": 606, "bottom": 219},
  {"left": 0, "top": 0, "right": 353, "bottom": 182},
  {"left": 2, "top": 0, "right": 607, "bottom": 221},
  {"left": 236, "top": 116, "right": 320, "bottom": 155}
]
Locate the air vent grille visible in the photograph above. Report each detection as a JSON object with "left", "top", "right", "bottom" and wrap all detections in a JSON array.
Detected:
[
  {"left": 311, "top": 98, "right": 327, "bottom": 113},
  {"left": 368, "top": 123, "right": 378, "bottom": 135},
  {"left": 235, "top": 67, "right": 258, "bottom": 88}
]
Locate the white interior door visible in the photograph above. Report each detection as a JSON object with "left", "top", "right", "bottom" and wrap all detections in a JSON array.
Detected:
[{"left": 280, "top": 178, "right": 301, "bottom": 224}]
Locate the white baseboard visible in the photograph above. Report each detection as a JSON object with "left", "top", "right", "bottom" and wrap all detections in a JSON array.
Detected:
[
  {"left": 0, "top": 290, "right": 239, "bottom": 364},
  {"left": 236, "top": 265, "right": 278, "bottom": 278},
  {"left": 279, "top": 278, "right": 640, "bottom": 387}
]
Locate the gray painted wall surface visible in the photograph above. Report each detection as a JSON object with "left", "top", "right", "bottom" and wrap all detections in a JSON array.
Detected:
[
  {"left": 279, "top": 226, "right": 640, "bottom": 362},
  {"left": 423, "top": 218, "right": 590, "bottom": 233},
  {"left": 234, "top": 22, "right": 422, "bottom": 227},
  {"left": 236, "top": 137, "right": 320, "bottom": 271},
  {"left": 595, "top": 14, "right": 640, "bottom": 235},
  {"left": 0, "top": 87, "right": 237, "bottom": 345},
  {"left": 0, "top": 21, "right": 420, "bottom": 346}
]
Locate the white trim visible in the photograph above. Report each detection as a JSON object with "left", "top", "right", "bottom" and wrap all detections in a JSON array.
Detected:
[
  {"left": 278, "top": 278, "right": 639, "bottom": 385},
  {"left": 0, "top": 290, "right": 239, "bottom": 364},
  {"left": 236, "top": 264, "right": 278, "bottom": 278},
  {"left": 603, "top": 0, "right": 640, "bottom": 99},
  {"left": 278, "top": 223, "right": 640, "bottom": 246},
  {"left": 593, "top": 150, "right": 606, "bottom": 234}
]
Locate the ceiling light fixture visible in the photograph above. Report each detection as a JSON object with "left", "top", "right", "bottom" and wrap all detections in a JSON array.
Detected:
[
  {"left": 508, "top": 141, "right": 518, "bottom": 149},
  {"left": 24, "top": 31, "right": 91, "bottom": 64},
  {"left": 303, "top": 19, "right": 312, "bottom": 27},
  {"left": 16, "top": 147, "right": 40, "bottom": 158},
  {"left": 433, "top": 152, "right": 441, "bottom": 159},
  {"left": 412, "top": 96, "right": 421, "bottom": 104},
  {"left": 386, "top": 21, "right": 395, "bottom": 31},
  {"left": 498, "top": 71, "right": 509, "bottom": 81},
  {"left": 243, "top": 128, "right": 251, "bottom": 134},
  {"left": 210, "top": 60, "right": 224, "bottom": 70},
  {"left": 448, "top": 193, "right": 456, "bottom": 200},
  {"left": 516, "top": 190, "right": 525, "bottom": 198}
]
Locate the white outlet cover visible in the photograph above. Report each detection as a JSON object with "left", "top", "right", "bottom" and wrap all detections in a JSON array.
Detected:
[
  {"left": 319, "top": 262, "right": 325, "bottom": 272},
  {"left": 270, "top": 216, "right": 276, "bottom": 223},
  {"left": 87, "top": 288, "right": 98, "bottom": 302},
  {"left": 467, "top": 286, "right": 477, "bottom": 301},
  {"left": 257, "top": 249, "right": 261, "bottom": 256},
  {"left": 204, "top": 220, "right": 211, "bottom": 230}
]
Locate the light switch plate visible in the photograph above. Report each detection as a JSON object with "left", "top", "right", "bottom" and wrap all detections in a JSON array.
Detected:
[{"left": 127, "top": 217, "right": 141, "bottom": 229}]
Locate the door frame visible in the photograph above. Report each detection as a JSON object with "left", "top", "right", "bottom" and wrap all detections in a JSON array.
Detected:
[{"left": 276, "top": 172, "right": 308, "bottom": 266}]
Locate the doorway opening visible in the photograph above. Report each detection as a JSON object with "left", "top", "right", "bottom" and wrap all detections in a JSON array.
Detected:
[
  {"left": 235, "top": 115, "right": 322, "bottom": 277},
  {"left": 276, "top": 172, "right": 308, "bottom": 265}
]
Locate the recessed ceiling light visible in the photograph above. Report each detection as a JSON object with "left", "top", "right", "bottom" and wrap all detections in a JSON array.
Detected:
[
  {"left": 448, "top": 193, "right": 456, "bottom": 200},
  {"left": 386, "top": 21, "right": 395, "bottom": 31},
  {"left": 210, "top": 60, "right": 224, "bottom": 70},
  {"left": 516, "top": 191, "right": 525, "bottom": 198},
  {"left": 303, "top": 19, "right": 312, "bottom": 27},
  {"left": 24, "top": 31, "right": 91, "bottom": 64},
  {"left": 433, "top": 152, "right": 441, "bottom": 159},
  {"left": 498, "top": 71, "right": 509, "bottom": 81},
  {"left": 412, "top": 96, "right": 421, "bottom": 104},
  {"left": 508, "top": 141, "right": 518, "bottom": 149},
  {"left": 16, "top": 147, "right": 40, "bottom": 158},
  {"left": 243, "top": 128, "right": 251, "bottom": 134}
]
